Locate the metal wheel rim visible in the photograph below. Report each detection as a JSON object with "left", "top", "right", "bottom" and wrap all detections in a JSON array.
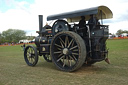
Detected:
[
  {"left": 51, "top": 34, "right": 80, "bottom": 70},
  {"left": 24, "top": 46, "right": 38, "bottom": 66}
]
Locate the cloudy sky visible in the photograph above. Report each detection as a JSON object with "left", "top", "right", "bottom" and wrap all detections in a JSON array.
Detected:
[{"left": 0, "top": 0, "right": 128, "bottom": 36}]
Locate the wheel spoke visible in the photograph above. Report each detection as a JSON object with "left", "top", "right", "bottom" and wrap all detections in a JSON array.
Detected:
[
  {"left": 67, "top": 39, "right": 73, "bottom": 48},
  {"left": 58, "top": 53, "right": 63, "bottom": 57},
  {"left": 70, "top": 45, "right": 78, "bottom": 50},
  {"left": 29, "top": 48, "right": 32, "bottom": 53},
  {"left": 27, "top": 52, "right": 30, "bottom": 59},
  {"left": 67, "top": 56, "right": 71, "bottom": 67},
  {"left": 60, "top": 40, "right": 64, "bottom": 48},
  {"left": 30, "top": 48, "right": 33, "bottom": 53},
  {"left": 55, "top": 43, "right": 63, "bottom": 48},
  {"left": 28, "top": 55, "right": 31, "bottom": 61},
  {"left": 27, "top": 52, "right": 29, "bottom": 56},
  {"left": 31, "top": 48, "right": 34, "bottom": 54},
  {"left": 72, "top": 49, "right": 79, "bottom": 52},
  {"left": 57, "top": 55, "right": 64, "bottom": 62},
  {"left": 72, "top": 52, "right": 79, "bottom": 55},
  {"left": 32, "top": 57, "right": 35, "bottom": 63},
  {"left": 71, "top": 40, "right": 74, "bottom": 47},
  {"left": 32, "top": 58, "right": 35, "bottom": 64},
  {"left": 59, "top": 37, "right": 65, "bottom": 48},
  {"left": 57, "top": 47, "right": 62, "bottom": 51},
  {"left": 63, "top": 56, "right": 66, "bottom": 67},
  {"left": 54, "top": 51, "right": 62, "bottom": 54},
  {"left": 71, "top": 55, "right": 77, "bottom": 61},
  {"left": 65, "top": 36, "right": 69, "bottom": 47},
  {"left": 27, "top": 48, "right": 30, "bottom": 53},
  {"left": 69, "top": 55, "right": 73, "bottom": 66},
  {"left": 27, "top": 48, "right": 30, "bottom": 54},
  {"left": 30, "top": 58, "right": 33, "bottom": 63}
]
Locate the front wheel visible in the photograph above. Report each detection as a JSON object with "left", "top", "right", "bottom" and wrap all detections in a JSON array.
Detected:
[
  {"left": 50, "top": 31, "right": 86, "bottom": 72},
  {"left": 24, "top": 45, "right": 38, "bottom": 66}
]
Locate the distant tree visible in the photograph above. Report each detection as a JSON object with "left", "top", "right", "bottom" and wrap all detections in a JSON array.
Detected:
[
  {"left": 0, "top": 32, "right": 2, "bottom": 44},
  {"left": 123, "top": 30, "right": 128, "bottom": 34},
  {"left": 116, "top": 29, "right": 123, "bottom": 35},
  {"left": 116, "top": 29, "right": 128, "bottom": 35},
  {"left": 0, "top": 32, "right": 6, "bottom": 44},
  {"left": 109, "top": 33, "right": 112, "bottom": 35},
  {"left": 2, "top": 29, "right": 26, "bottom": 43},
  {"left": 0, "top": 32, "right": 1, "bottom": 38}
]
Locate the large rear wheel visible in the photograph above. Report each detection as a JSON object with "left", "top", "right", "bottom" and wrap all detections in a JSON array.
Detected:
[{"left": 50, "top": 31, "right": 86, "bottom": 72}]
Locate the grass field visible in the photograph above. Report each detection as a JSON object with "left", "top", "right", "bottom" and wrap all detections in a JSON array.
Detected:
[{"left": 0, "top": 39, "right": 128, "bottom": 85}]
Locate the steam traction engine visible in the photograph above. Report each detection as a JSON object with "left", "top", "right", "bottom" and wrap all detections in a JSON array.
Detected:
[{"left": 24, "top": 6, "right": 113, "bottom": 72}]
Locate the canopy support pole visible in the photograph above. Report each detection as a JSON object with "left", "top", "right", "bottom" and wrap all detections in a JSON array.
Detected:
[{"left": 100, "top": 10, "right": 103, "bottom": 25}]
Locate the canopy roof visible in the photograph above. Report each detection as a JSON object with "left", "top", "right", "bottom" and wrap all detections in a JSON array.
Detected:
[{"left": 47, "top": 5, "right": 113, "bottom": 22}]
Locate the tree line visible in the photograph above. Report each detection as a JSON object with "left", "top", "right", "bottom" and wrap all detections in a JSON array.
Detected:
[
  {"left": 116, "top": 29, "right": 128, "bottom": 35},
  {"left": 0, "top": 29, "right": 26, "bottom": 44}
]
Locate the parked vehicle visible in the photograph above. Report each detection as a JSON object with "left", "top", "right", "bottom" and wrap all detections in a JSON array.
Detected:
[{"left": 19, "top": 40, "right": 30, "bottom": 43}]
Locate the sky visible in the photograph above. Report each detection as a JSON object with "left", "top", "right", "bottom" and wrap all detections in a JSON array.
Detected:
[{"left": 0, "top": 0, "right": 128, "bottom": 36}]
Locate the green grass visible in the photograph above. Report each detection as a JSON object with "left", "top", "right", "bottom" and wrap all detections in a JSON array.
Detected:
[{"left": 0, "top": 39, "right": 128, "bottom": 85}]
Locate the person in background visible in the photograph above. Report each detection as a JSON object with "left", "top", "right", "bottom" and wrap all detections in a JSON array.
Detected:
[
  {"left": 21, "top": 44, "right": 26, "bottom": 51},
  {"left": 79, "top": 16, "right": 86, "bottom": 28},
  {"left": 79, "top": 16, "right": 87, "bottom": 36},
  {"left": 88, "top": 14, "right": 97, "bottom": 31}
]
